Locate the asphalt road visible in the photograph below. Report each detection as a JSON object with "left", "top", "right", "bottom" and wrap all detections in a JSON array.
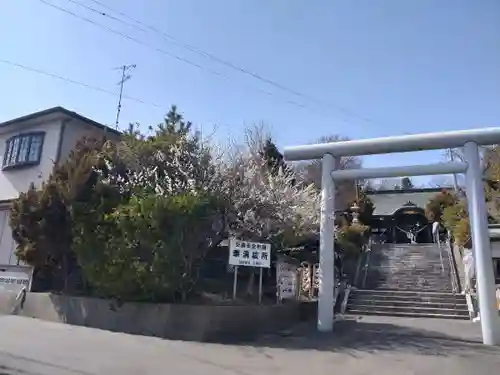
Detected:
[{"left": 0, "top": 315, "right": 499, "bottom": 375}]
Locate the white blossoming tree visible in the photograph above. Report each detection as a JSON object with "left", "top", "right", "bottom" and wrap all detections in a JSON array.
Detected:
[
  {"left": 220, "top": 127, "right": 320, "bottom": 248},
  {"left": 217, "top": 127, "right": 321, "bottom": 295}
]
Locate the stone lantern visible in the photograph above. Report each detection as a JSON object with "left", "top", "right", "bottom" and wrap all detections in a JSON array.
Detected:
[{"left": 351, "top": 202, "right": 360, "bottom": 224}]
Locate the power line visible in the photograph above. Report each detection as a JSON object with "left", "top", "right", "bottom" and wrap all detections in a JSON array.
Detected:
[
  {"left": 35, "top": 0, "right": 379, "bottom": 122},
  {"left": 0, "top": 59, "right": 162, "bottom": 108},
  {"left": 35, "top": 0, "right": 313, "bottom": 112},
  {"left": 76, "top": 0, "right": 373, "bottom": 123}
]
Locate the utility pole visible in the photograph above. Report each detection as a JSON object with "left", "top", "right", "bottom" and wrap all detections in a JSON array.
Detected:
[{"left": 115, "top": 64, "right": 136, "bottom": 129}]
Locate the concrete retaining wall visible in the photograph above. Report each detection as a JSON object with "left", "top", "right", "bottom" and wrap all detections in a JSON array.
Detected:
[
  {"left": 0, "top": 290, "right": 17, "bottom": 315},
  {"left": 2, "top": 292, "right": 305, "bottom": 342}
]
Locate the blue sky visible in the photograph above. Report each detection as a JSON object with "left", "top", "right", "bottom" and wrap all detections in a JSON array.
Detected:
[{"left": 1, "top": 0, "right": 499, "bottom": 185}]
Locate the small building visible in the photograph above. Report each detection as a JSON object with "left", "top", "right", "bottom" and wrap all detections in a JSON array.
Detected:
[
  {"left": 366, "top": 187, "right": 448, "bottom": 244},
  {"left": 0, "top": 107, "right": 120, "bottom": 265}
]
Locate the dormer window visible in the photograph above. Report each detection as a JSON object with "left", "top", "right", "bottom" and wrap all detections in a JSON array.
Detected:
[{"left": 3, "top": 132, "right": 45, "bottom": 170}]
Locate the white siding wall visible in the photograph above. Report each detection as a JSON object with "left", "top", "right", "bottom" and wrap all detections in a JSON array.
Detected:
[
  {"left": 58, "top": 119, "right": 119, "bottom": 162},
  {"left": 0, "top": 119, "right": 63, "bottom": 201},
  {"left": 0, "top": 209, "right": 16, "bottom": 265}
]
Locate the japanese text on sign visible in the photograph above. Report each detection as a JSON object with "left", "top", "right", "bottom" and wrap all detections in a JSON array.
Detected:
[
  {"left": 0, "top": 277, "right": 29, "bottom": 286},
  {"left": 229, "top": 239, "right": 271, "bottom": 268},
  {"left": 276, "top": 261, "right": 298, "bottom": 300}
]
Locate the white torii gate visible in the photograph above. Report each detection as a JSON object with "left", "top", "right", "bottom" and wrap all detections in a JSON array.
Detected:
[{"left": 284, "top": 128, "right": 500, "bottom": 346}]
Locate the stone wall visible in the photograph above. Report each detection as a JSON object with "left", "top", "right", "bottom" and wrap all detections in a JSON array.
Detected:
[{"left": 3, "top": 292, "right": 306, "bottom": 342}]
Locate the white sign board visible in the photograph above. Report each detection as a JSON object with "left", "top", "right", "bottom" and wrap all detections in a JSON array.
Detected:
[
  {"left": 0, "top": 265, "right": 33, "bottom": 293},
  {"left": 276, "top": 261, "right": 297, "bottom": 300},
  {"left": 229, "top": 239, "right": 271, "bottom": 268}
]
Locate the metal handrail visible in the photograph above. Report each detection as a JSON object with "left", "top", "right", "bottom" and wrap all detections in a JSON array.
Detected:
[
  {"left": 465, "top": 292, "right": 477, "bottom": 320},
  {"left": 445, "top": 237, "right": 462, "bottom": 294},
  {"left": 434, "top": 233, "right": 445, "bottom": 273},
  {"left": 353, "top": 245, "right": 365, "bottom": 288},
  {"left": 361, "top": 238, "right": 373, "bottom": 289},
  {"left": 10, "top": 287, "right": 27, "bottom": 315},
  {"left": 340, "top": 284, "right": 352, "bottom": 314}
]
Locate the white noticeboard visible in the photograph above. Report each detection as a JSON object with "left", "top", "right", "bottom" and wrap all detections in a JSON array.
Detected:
[
  {"left": 276, "top": 261, "right": 297, "bottom": 300},
  {"left": 0, "top": 265, "right": 33, "bottom": 293},
  {"left": 229, "top": 239, "right": 271, "bottom": 268}
]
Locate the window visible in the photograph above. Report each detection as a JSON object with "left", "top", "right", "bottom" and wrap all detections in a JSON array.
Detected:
[{"left": 3, "top": 132, "right": 45, "bottom": 169}]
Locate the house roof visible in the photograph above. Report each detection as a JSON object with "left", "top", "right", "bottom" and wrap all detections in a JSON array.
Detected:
[
  {"left": 0, "top": 106, "right": 121, "bottom": 136},
  {"left": 366, "top": 188, "right": 447, "bottom": 216}
]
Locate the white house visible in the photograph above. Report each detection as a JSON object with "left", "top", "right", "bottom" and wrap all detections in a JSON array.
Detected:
[{"left": 0, "top": 107, "right": 120, "bottom": 265}]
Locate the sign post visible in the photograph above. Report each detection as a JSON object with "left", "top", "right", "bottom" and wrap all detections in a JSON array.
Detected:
[
  {"left": 232, "top": 266, "right": 239, "bottom": 300},
  {"left": 229, "top": 239, "right": 271, "bottom": 303},
  {"left": 258, "top": 268, "right": 263, "bottom": 304}
]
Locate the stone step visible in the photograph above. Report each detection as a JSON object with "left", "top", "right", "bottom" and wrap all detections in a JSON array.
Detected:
[
  {"left": 368, "top": 275, "right": 453, "bottom": 281},
  {"left": 369, "top": 280, "right": 453, "bottom": 285},
  {"left": 368, "top": 270, "right": 450, "bottom": 280},
  {"left": 352, "top": 289, "right": 464, "bottom": 299},
  {"left": 373, "top": 264, "right": 449, "bottom": 269},
  {"left": 368, "top": 283, "right": 454, "bottom": 291},
  {"left": 348, "top": 298, "right": 467, "bottom": 309},
  {"left": 373, "top": 257, "right": 449, "bottom": 261},
  {"left": 367, "top": 277, "right": 453, "bottom": 284},
  {"left": 370, "top": 262, "right": 450, "bottom": 270},
  {"left": 346, "top": 308, "right": 470, "bottom": 320},
  {"left": 370, "top": 285, "right": 454, "bottom": 291},
  {"left": 347, "top": 303, "right": 469, "bottom": 317}
]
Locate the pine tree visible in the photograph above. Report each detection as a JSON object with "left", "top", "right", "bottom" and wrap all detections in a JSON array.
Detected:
[{"left": 260, "top": 137, "right": 286, "bottom": 175}]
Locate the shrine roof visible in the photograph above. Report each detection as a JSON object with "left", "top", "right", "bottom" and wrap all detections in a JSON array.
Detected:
[{"left": 366, "top": 188, "right": 449, "bottom": 216}]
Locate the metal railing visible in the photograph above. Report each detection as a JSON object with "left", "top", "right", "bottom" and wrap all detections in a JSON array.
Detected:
[
  {"left": 10, "top": 286, "right": 27, "bottom": 315},
  {"left": 465, "top": 292, "right": 477, "bottom": 320},
  {"left": 445, "top": 237, "right": 462, "bottom": 294},
  {"left": 361, "top": 238, "right": 373, "bottom": 289},
  {"left": 340, "top": 284, "right": 352, "bottom": 314},
  {"left": 434, "top": 232, "right": 445, "bottom": 273},
  {"left": 353, "top": 246, "right": 364, "bottom": 288}
]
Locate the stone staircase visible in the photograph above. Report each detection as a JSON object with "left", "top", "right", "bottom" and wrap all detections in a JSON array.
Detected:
[
  {"left": 365, "top": 243, "right": 454, "bottom": 291},
  {"left": 347, "top": 243, "right": 469, "bottom": 319},
  {"left": 347, "top": 289, "right": 469, "bottom": 319}
]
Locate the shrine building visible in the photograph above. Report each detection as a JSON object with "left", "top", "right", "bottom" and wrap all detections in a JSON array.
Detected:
[{"left": 366, "top": 187, "right": 447, "bottom": 244}]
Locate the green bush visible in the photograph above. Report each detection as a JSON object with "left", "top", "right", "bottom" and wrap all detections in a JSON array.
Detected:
[
  {"left": 73, "top": 193, "right": 221, "bottom": 302},
  {"left": 336, "top": 223, "right": 369, "bottom": 259},
  {"left": 442, "top": 203, "right": 470, "bottom": 247},
  {"left": 426, "top": 190, "right": 458, "bottom": 223}
]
